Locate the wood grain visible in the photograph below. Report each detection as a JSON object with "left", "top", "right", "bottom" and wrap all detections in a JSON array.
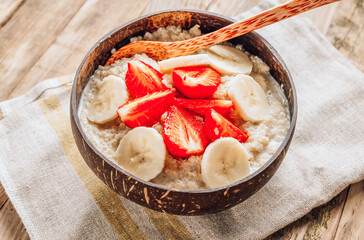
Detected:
[
  {"left": 8, "top": 0, "right": 151, "bottom": 99},
  {"left": 0, "top": 0, "right": 88, "bottom": 102},
  {"left": 326, "top": 0, "right": 364, "bottom": 71},
  {"left": 143, "top": 0, "right": 213, "bottom": 14},
  {"left": 0, "top": 201, "right": 29, "bottom": 240},
  {"left": 0, "top": 0, "right": 25, "bottom": 27},
  {"left": 335, "top": 181, "right": 364, "bottom": 240},
  {"left": 207, "top": 0, "right": 258, "bottom": 17},
  {"left": 0, "top": 0, "right": 363, "bottom": 239},
  {"left": 278, "top": 0, "right": 340, "bottom": 34},
  {"left": 266, "top": 188, "right": 349, "bottom": 240},
  {"left": 106, "top": 0, "right": 339, "bottom": 64}
]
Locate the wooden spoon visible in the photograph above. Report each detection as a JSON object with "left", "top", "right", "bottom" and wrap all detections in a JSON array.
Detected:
[{"left": 105, "top": 0, "right": 339, "bottom": 65}]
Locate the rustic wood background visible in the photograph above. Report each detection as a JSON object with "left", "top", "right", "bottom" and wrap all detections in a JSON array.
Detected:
[{"left": 0, "top": 0, "right": 363, "bottom": 239}]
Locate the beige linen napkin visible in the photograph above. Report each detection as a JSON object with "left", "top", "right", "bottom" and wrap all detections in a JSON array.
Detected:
[{"left": 1, "top": 1, "right": 364, "bottom": 239}]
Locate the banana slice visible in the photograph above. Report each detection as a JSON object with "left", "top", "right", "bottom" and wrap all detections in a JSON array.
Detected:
[
  {"left": 87, "top": 75, "right": 128, "bottom": 124},
  {"left": 207, "top": 45, "right": 252, "bottom": 75},
  {"left": 158, "top": 54, "right": 210, "bottom": 72},
  {"left": 115, "top": 127, "right": 166, "bottom": 181},
  {"left": 201, "top": 138, "right": 250, "bottom": 188},
  {"left": 228, "top": 74, "right": 268, "bottom": 122}
]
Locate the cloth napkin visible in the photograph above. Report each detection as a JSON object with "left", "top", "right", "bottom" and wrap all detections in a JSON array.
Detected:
[{"left": 1, "top": 0, "right": 364, "bottom": 239}]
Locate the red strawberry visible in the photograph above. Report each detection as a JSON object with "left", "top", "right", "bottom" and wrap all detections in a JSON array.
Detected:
[
  {"left": 204, "top": 109, "right": 249, "bottom": 143},
  {"left": 125, "top": 59, "right": 166, "bottom": 98},
  {"left": 117, "top": 90, "right": 174, "bottom": 128},
  {"left": 172, "top": 66, "right": 221, "bottom": 98},
  {"left": 163, "top": 105, "right": 209, "bottom": 158},
  {"left": 173, "top": 98, "right": 233, "bottom": 117}
]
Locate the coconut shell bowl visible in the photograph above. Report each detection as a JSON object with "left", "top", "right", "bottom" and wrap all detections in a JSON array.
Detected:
[{"left": 70, "top": 10, "right": 297, "bottom": 215}]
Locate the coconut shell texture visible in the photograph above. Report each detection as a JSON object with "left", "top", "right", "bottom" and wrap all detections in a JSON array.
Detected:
[{"left": 70, "top": 10, "right": 297, "bottom": 215}]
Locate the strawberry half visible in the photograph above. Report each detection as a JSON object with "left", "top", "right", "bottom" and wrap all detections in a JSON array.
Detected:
[
  {"left": 163, "top": 105, "right": 209, "bottom": 158},
  {"left": 172, "top": 66, "right": 221, "bottom": 98},
  {"left": 117, "top": 90, "right": 174, "bottom": 128},
  {"left": 173, "top": 98, "right": 233, "bottom": 117},
  {"left": 204, "top": 109, "right": 249, "bottom": 143},
  {"left": 125, "top": 59, "right": 166, "bottom": 98}
]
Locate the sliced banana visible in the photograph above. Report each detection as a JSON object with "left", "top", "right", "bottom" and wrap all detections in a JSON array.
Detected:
[
  {"left": 158, "top": 54, "right": 210, "bottom": 72},
  {"left": 228, "top": 74, "right": 268, "bottom": 122},
  {"left": 115, "top": 127, "right": 166, "bottom": 181},
  {"left": 201, "top": 138, "right": 250, "bottom": 188},
  {"left": 207, "top": 45, "right": 252, "bottom": 75},
  {"left": 87, "top": 75, "right": 128, "bottom": 124}
]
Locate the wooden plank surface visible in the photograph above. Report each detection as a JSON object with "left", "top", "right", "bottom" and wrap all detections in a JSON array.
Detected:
[
  {"left": 335, "top": 181, "right": 364, "bottom": 240},
  {"left": 0, "top": 0, "right": 25, "bottom": 27},
  {"left": 143, "top": 0, "right": 213, "bottom": 13},
  {"left": 0, "top": 201, "right": 28, "bottom": 240},
  {"left": 267, "top": 188, "right": 349, "bottom": 240},
  {"left": 0, "top": 184, "right": 8, "bottom": 209},
  {"left": 8, "top": 0, "right": 151, "bottom": 99},
  {"left": 326, "top": 0, "right": 364, "bottom": 72},
  {"left": 0, "top": 0, "right": 363, "bottom": 239},
  {"left": 0, "top": 0, "right": 88, "bottom": 102}
]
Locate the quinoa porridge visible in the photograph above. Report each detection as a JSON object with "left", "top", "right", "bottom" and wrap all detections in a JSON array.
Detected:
[{"left": 79, "top": 25, "right": 290, "bottom": 190}]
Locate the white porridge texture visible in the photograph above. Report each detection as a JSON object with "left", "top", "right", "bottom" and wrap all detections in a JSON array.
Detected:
[{"left": 79, "top": 25, "right": 290, "bottom": 190}]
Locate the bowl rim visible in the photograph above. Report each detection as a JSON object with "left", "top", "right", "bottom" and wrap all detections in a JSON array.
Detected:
[{"left": 72, "top": 9, "right": 298, "bottom": 194}]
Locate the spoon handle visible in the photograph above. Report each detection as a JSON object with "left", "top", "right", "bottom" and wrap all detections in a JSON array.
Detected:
[
  {"left": 105, "top": 0, "right": 340, "bottom": 64},
  {"left": 184, "top": 0, "right": 339, "bottom": 50}
]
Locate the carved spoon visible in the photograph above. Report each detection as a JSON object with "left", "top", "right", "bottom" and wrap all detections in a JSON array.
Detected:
[{"left": 105, "top": 0, "right": 339, "bottom": 65}]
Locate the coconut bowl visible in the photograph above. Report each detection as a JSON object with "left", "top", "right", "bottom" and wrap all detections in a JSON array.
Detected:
[{"left": 70, "top": 10, "right": 297, "bottom": 215}]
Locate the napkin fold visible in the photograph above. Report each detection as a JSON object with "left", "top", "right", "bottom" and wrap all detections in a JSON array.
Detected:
[{"left": 1, "top": 0, "right": 364, "bottom": 239}]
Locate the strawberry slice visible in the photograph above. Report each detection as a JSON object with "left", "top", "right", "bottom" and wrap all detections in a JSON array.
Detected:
[
  {"left": 117, "top": 90, "right": 174, "bottom": 128},
  {"left": 173, "top": 98, "right": 233, "bottom": 117},
  {"left": 173, "top": 66, "right": 221, "bottom": 98},
  {"left": 125, "top": 59, "right": 166, "bottom": 98},
  {"left": 204, "top": 109, "right": 249, "bottom": 143},
  {"left": 163, "top": 105, "right": 209, "bottom": 158}
]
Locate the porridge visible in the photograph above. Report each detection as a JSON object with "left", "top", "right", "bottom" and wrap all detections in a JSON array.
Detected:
[{"left": 79, "top": 25, "right": 290, "bottom": 190}]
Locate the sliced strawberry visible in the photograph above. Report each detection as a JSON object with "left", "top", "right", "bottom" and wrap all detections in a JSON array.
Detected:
[
  {"left": 163, "top": 105, "right": 209, "bottom": 158},
  {"left": 173, "top": 98, "right": 233, "bottom": 117},
  {"left": 117, "top": 90, "right": 174, "bottom": 128},
  {"left": 204, "top": 109, "right": 249, "bottom": 143},
  {"left": 172, "top": 66, "right": 221, "bottom": 98},
  {"left": 125, "top": 59, "right": 166, "bottom": 98}
]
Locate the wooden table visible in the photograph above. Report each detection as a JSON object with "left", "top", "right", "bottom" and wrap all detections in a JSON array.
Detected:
[{"left": 0, "top": 0, "right": 363, "bottom": 239}]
